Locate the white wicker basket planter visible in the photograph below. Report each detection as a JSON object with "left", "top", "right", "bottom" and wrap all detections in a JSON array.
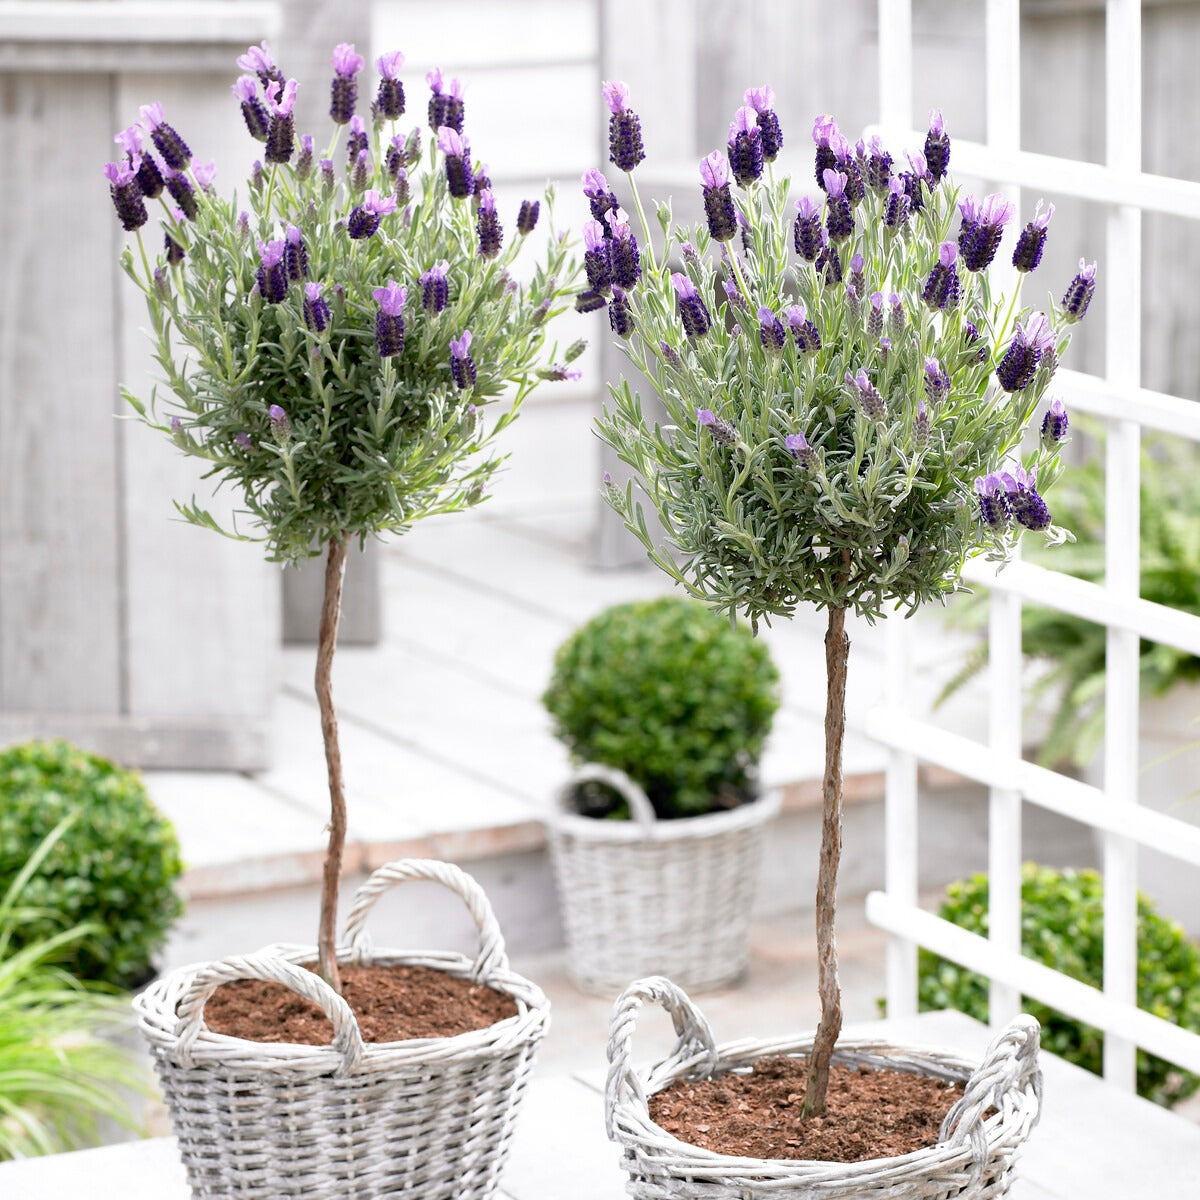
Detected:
[
  {"left": 548, "top": 765, "right": 780, "bottom": 995},
  {"left": 133, "top": 859, "right": 549, "bottom": 1200},
  {"left": 606, "top": 977, "right": 1043, "bottom": 1200}
]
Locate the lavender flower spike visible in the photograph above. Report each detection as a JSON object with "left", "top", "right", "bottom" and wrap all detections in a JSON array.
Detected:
[
  {"left": 347, "top": 188, "right": 398, "bottom": 239},
  {"left": 1061, "top": 258, "right": 1098, "bottom": 322},
  {"left": 812, "top": 114, "right": 840, "bottom": 189},
  {"left": 376, "top": 50, "right": 406, "bottom": 120},
  {"left": 373, "top": 281, "right": 407, "bottom": 357},
  {"left": 867, "top": 292, "right": 884, "bottom": 340},
  {"left": 793, "top": 197, "right": 823, "bottom": 261},
  {"left": 1013, "top": 200, "right": 1055, "bottom": 273},
  {"left": 303, "top": 281, "right": 330, "bottom": 333},
  {"left": 603, "top": 80, "right": 645, "bottom": 172},
  {"left": 883, "top": 175, "right": 910, "bottom": 229},
  {"left": 865, "top": 135, "right": 893, "bottom": 192},
  {"left": 785, "top": 432, "right": 815, "bottom": 469},
  {"left": 957, "top": 192, "right": 1015, "bottom": 272},
  {"left": 823, "top": 169, "right": 854, "bottom": 241},
  {"left": 758, "top": 306, "right": 786, "bottom": 353},
  {"left": 438, "top": 127, "right": 474, "bottom": 199},
  {"left": 974, "top": 474, "right": 1010, "bottom": 530},
  {"left": 268, "top": 404, "right": 292, "bottom": 445},
  {"left": 914, "top": 400, "right": 930, "bottom": 448},
  {"left": 607, "top": 214, "right": 640, "bottom": 288},
  {"left": 1041, "top": 397, "right": 1069, "bottom": 448},
  {"left": 330, "top": 42, "right": 365, "bottom": 124},
  {"left": 1003, "top": 465, "right": 1052, "bottom": 530},
  {"left": 922, "top": 242, "right": 961, "bottom": 311},
  {"left": 608, "top": 287, "right": 634, "bottom": 338},
  {"left": 517, "top": 199, "right": 540, "bottom": 235},
  {"left": 427, "top": 68, "right": 465, "bottom": 133},
  {"left": 256, "top": 239, "right": 288, "bottom": 303},
  {"left": 475, "top": 188, "right": 503, "bottom": 259},
  {"left": 449, "top": 330, "right": 477, "bottom": 389},
  {"left": 846, "top": 369, "right": 886, "bottom": 420},
  {"left": 583, "top": 220, "right": 612, "bottom": 293},
  {"left": 237, "top": 42, "right": 281, "bottom": 87},
  {"left": 264, "top": 78, "right": 298, "bottom": 164},
  {"left": 139, "top": 102, "right": 191, "bottom": 170},
  {"left": 671, "top": 273, "right": 711, "bottom": 339},
  {"left": 697, "top": 408, "right": 738, "bottom": 447},
  {"left": 784, "top": 304, "right": 821, "bottom": 353},
  {"left": 996, "top": 312, "right": 1055, "bottom": 392},
  {"left": 104, "top": 160, "right": 148, "bottom": 231},
  {"left": 744, "top": 85, "right": 783, "bottom": 161},
  {"left": 420, "top": 260, "right": 450, "bottom": 313},
  {"left": 924, "top": 108, "right": 950, "bottom": 183},
  {"left": 727, "top": 106, "right": 765, "bottom": 187},
  {"left": 233, "top": 76, "right": 270, "bottom": 142},
  {"left": 700, "top": 151, "right": 737, "bottom": 242},
  {"left": 284, "top": 224, "right": 308, "bottom": 280},
  {"left": 923, "top": 355, "right": 950, "bottom": 406}
]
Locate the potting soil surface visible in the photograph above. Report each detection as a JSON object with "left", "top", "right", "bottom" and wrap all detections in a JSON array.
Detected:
[
  {"left": 649, "top": 1056, "right": 968, "bottom": 1162},
  {"left": 202, "top": 964, "right": 518, "bottom": 1043}
]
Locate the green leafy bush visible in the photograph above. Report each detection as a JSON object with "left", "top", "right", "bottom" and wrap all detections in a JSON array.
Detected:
[
  {"left": 918, "top": 864, "right": 1200, "bottom": 1106},
  {"left": 542, "top": 596, "right": 780, "bottom": 818},
  {"left": 0, "top": 741, "right": 184, "bottom": 989},
  {"left": 0, "top": 819, "right": 147, "bottom": 1159}
]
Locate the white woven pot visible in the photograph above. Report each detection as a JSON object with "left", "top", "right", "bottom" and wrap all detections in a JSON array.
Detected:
[
  {"left": 134, "top": 859, "right": 549, "bottom": 1200},
  {"left": 548, "top": 764, "right": 780, "bottom": 994},
  {"left": 606, "top": 977, "right": 1042, "bottom": 1200}
]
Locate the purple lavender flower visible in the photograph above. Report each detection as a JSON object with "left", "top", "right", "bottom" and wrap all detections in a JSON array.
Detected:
[
  {"left": 319, "top": 158, "right": 335, "bottom": 192},
  {"left": 131, "top": 151, "right": 164, "bottom": 200},
  {"left": 903, "top": 150, "right": 930, "bottom": 212},
  {"left": 887, "top": 293, "right": 906, "bottom": 339},
  {"left": 823, "top": 170, "right": 854, "bottom": 240},
  {"left": 347, "top": 114, "right": 369, "bottom": 163},
  {"left": 793, "top": 196, "right": 823, "bottom": 260},
  {"left": 957, "top": 192, "right": 1015, "bottom": 272},
  {"left": 472, "top": 162, "right": 492, "bottom": 195},
  {"left": 347, "top": 188, "right": 397, "bottom": 239},
  {"left": 832, "top": 136, "right": 865, "bottom": 204},
  {"left": 391, "top": 165, "right": 410, "bottom": 206},
  {"left": 727, "top": 106, "right": 765, "bottom": 187},
  {"left": 1061, "top": 259, "right": 1098, "bottom": 322},
  {"left": 164, "top": 214, "right": 186, "bottom": 265},
  {"left": 846, "top": 283, "right": 861, "bottom": 323},
  {"left": 816, "top": 240, "right": 842, "bottom": 285},
  {"left": 603, "top": 81, "right": 645, "bottom": 172},
  {"left": 922, "top": 242, "right": 961, "bottom": 311},
  {"left": 864, "top": 135, "right": 893, "bottom": 191},
  {"left": 193, "top": 161, "right": 217, "bottom": 191},
  {"left": 438, "top": 127, "right": 474, "bottom": 199},
  {"left": 812, "top": 114, "right": 840, "bottom": 189},
  {"left": 699, "top": 151, "right": 737, "bottom": 242},
  {"left": 427, "top": 69, "right": 465, "bottom": 133},
  {"left": 758, "top": 305, "right": 786, "bottom": 353},
  {"left": 924, "top": 108, "right": 950, "bottom": 183},
  {"left": 302, "top": 281, "right": 330, "bottom": 332},
  {"left": 330, "top": 43, "right": 365, "bottom": 124},
  {"left": 373, "top": 282, "right": 407, "bottom": 357},
  {"left": 672, "top": 273, "right": 711, "bottom": 339},
  {"left": 883, "top": 175, "right": 910, "bottom": 229},
  {"left": 268, "top": 404, "right": 291, "bottom": 444},
  {"left": 237, "top": 42, "right": 282, "bottom": 88},
  {"left": 386, "top": 134, "right": 406, "bottom": 178},
  {"left": 722, "top": 278, "right": 747, "bottom": 311},
  {"left": 139, "top": 103, "right": 191, "bottom": 170},
  {"left": 784, "top": 304, "right": 821, "bottom": 354},
  {"left": 1012, "top": 200, "right": 1054, "bottom": 273},
  {"left": 744, "top": 85, "right": 783, "bottom": 161},
  {"left": 867, "top": 291, "right": 884, "bottom": 339},
  {"left": 262, "top": 78, "right": 298, "bottom": 164},
  {"left": 163, "top": 167, "right": 198, "bottom": 220},
  {"left": 785, "top": 431, "right": 815, "bottom": 468},
  {"left": 284, "top": 224, "right": 309, "bottom": 280},
  {"left": 914, "top": 400, "right": 930, "bottom": 448},
  {"left": 582, "top": 220, "right": 612, "bottom": 293},
  {"left": 256, "top": 239, "right": 288, "bottom": 302},
  {"left": 517, "top": 199, "right": 540, "bottom": 234},
  {"left": 420, "top": 260, "right": 450, "bottom": 313},
  {"left": 292, "top": 129, "right": 311, "bottom": 172},
  {"left": 104, "top": 160, "right": 148, "bottom": 231},
  {"left": 697, "top": 408, "right": 737, "bottom": 447},
  {"left": 846, "top": 368, "right": 886, "bottom": 420},
  {"left": 607, "top": 216, "right": 640, "bottom": 288},
  {"left": 996, "top": 313, "right": 1054, "bottom": 392},
  {"left": 476, "top": 188, "right": 503, "bottom": 258},
  {"left": 233, "top": 76, "right": 270, "bottom": 142},
  {"left": 975, "top": 474, "right": 1011, "bottom": 529},
  {"left": 581, "top": 167, "right": 620, "bottom": 227},
  {"left": 575, "top": 289, "right": 608, "bottom": 314},
  {"left": 234, "top": 431, "right": 253, "bottom": 451},
  {"left": 964, "top": 321, "right": 988, "bottom": 363},
  {"left": 449, "top": 329, "right": 477, "bottom": 387},
  {"left": 351, "top": 148, "right": 371, "bottom": 192},
  {"left": 608, "top": 287, "right": 634, "bottom": 338},
  {"left": 376, "top": 50, "right": 406, "bottom": 119},
  {"left": 848, "top": 252, "right": 865, "bottom": 294},
  {"left": 1041, "top": 397, "right": 1069, "bottom": 448},
  {"left": 1003, "top": 465, "right": 1052, "bottom": 530},
  {"left": 660, "top": 340, "right": 682, "bottom": 369},
  {"left": 923, "top": 355, "right": 950, "bottom": 406}
]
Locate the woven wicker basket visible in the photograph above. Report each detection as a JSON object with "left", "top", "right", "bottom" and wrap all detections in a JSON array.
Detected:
[
  {"left": 548, "top": 764, "right": 780, "bottom": 995},
  {"left": 606, "top": 976, "right": 1043, "bottom": 1199},
  {"left": 134, "top": 859, "right": 549, "bottom": 1200}
]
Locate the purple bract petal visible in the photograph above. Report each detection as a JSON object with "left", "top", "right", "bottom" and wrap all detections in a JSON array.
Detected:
[
  {"left": 700, "top": 150, "right": 728, "bottom": 189},
  {"left": 332, "top": 42, "right": 365, "bottom": 77},
  {"left": 373, "top": 280, "right": 407, "bottom": 315},
  {"left": 601, "top": 80, "right": 630, "bottom": 114},
  {"left": 377, "top": 50, "right": 404, "bottom": 79}
]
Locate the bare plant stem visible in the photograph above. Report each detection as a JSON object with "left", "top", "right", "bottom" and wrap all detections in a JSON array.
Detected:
[
  {"left": 316, "top": 535, "right": 348, "bottom": 992},
  {"left": 802, "top": 600, "right": 850, "bottom": 1117}
]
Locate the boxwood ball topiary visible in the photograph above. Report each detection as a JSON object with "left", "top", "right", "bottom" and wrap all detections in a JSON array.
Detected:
[
  {"left": 542, "top": 596, "right": 780, "bottom": 818},
  {"left": 0, "top": 741, "right": 184, "bottom": 989}
]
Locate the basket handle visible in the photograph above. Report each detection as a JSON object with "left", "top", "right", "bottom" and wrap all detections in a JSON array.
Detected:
[
  {"left": 174, "top": 953, "right": 364, "bottom": 1076},
  {"left": 605, "top": 976, "right": 719, "bottom": 1139},
  {"left": 341, "top": 858, "right": 508, "bottom": 980},
  {"left": 563, "top": 764, "right": 657, "bottom": 828},
  {"left": 940, "top": 1015, "right": 1043, "bottom": 1182}
]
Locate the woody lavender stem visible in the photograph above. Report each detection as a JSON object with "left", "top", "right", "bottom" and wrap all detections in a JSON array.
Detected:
[
  {"left": 803, "top": 601, "right": 849, "bottom": 1118},
  {"left": 316, "top": 535, "right": 349, "bottom": 992}
]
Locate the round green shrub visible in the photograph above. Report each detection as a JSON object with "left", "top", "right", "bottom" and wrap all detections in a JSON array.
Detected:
[
  {"left": 0, "top": 741, "right": 184, "bottom": 988},
  {"left": 918, "top": 864, "right": 1200, "bottom": 1107},
  {"left": 542, "top": 596, "right": 781, "bottom": 818}
]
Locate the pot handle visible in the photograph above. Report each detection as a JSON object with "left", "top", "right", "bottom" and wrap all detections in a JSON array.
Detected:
[
  {"left": 563, "top": 763, "right": 657, "bottom": 828},
  {"left": 605, "top": 976, "right": 719, "bottom": 1139},
  {"left": 341, "top": 858, "right": 508, "bottom": 981},
  {"left": 940, "top": 1015, "right": 1043, "bottom": 1182},
  {"left": 174, "top": 954, "right": 364, "bottom": 1076}
]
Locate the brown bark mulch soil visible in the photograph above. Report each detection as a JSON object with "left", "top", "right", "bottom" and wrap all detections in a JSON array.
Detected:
[
  {"left": 201, "top": 964, "right": 518, "bottom": 1044},
  {"left": 649, "top": 1055, "right": 968, "bottom": 1162}
]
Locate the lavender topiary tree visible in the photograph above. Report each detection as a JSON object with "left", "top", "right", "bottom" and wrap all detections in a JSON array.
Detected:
[
  {"left": 105, "top": 40, "right": 580, "bottom": 992},
  {"left": 579, "top": 87, "right": 1095, "bottom": 1116}
]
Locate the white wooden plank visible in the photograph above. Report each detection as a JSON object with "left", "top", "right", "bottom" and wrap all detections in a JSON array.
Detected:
[{"left": 0, "top": 3, "right": 280, "bottom": 42}]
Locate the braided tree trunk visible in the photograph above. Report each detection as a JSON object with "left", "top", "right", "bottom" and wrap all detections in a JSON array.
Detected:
[
  {"left": 315, "top": 535, "right": 349, "bottom": 992},
  {"left": 802, "top": 601, "right": 850, "bottom": 1117}
]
